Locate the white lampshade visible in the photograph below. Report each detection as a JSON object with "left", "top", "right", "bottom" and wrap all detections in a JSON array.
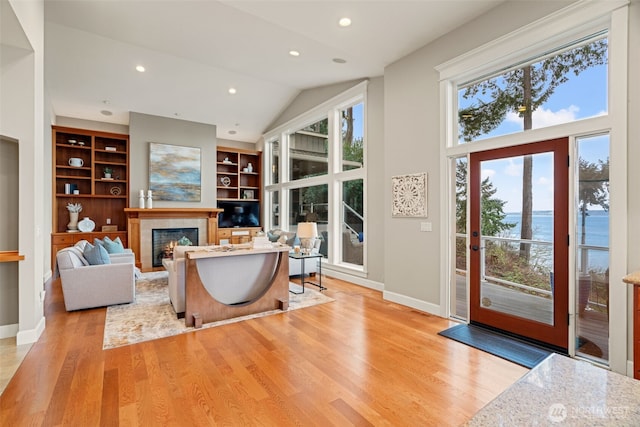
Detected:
[{"left": 297, "top": 222, "right": 318, "bottom": 239}]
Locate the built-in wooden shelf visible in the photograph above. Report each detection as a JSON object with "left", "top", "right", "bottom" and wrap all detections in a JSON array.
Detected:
[{"left": 0, "top": 251, "right": 25, "bottom": 262}]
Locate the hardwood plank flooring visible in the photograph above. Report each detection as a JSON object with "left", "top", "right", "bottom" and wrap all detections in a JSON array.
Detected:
[{"left": 1, "top": 275, "right": 527, "bottom": 426}]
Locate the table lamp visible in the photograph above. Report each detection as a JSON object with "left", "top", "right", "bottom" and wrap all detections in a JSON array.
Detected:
[{"left": 297, "top": 222, "right": 318, "bottom": 255}]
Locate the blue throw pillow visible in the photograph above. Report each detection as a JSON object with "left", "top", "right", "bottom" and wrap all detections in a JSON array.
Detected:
[
  {"left": 267, "top": 231, "right": 280, "bottom": 242},
  {"left": 83, "top": 242, "right": 111, "bottom": 265},
  {"left": 286, "top": 234, "right": 300, "bottom": 247},
  {"left": 103, "top": 236, "right": 125, "bottom": 254}
]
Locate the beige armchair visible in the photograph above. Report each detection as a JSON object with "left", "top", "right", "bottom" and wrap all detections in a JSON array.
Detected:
[
  {"left": 165, "top": 245, "right": 212, "bottom": 317},
  {"left": 56, "top": 241, "right": 135, "bottom": 311}
]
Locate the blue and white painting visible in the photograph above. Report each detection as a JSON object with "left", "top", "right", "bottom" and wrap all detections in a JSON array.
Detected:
[{"left": 149, "top": 142, "right": 201, "bottom": 201}]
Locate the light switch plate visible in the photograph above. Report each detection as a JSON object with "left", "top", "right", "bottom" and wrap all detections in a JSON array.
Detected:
[{"left": 420, "top": 222, "right": 432, "bottom": 232}]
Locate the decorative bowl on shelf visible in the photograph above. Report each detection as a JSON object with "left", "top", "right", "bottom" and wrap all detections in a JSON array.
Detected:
[{"left": 77, "top": 217, "right": 95, "bottom": 232}]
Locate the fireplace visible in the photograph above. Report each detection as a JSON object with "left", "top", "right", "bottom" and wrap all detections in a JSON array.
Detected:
[
  {"left": 125, "top": 208, "right": 222, "bottom": 271},
  {"left": 151, "top": 227, "right": 199, "bottom": 267}
]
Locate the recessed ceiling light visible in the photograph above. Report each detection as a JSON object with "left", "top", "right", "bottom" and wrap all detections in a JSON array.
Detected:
[
  {"left": 135, "top": 65, "right": 145, "bottom": 72},
  {"left": 332, "top": 58, "right": 347, "bottom": 64},
  {"left": 339, "top": 17, "right": 351, "bottom": 27},
  {"left": 228, "top": 87, "right": 237, "bottom": 94},
  {"left": 100, "top": 110, "right": 112, "bottom": 116},
  {"left": 289, "top": 50, "right": 300, "bottom": 57}
]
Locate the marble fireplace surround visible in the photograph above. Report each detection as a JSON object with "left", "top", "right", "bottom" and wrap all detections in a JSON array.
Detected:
[{"left": 124, "top": 208, "right": 222, "bottom": 271}]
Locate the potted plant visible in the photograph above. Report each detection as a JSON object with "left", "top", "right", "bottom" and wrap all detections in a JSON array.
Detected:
[{"left": 103, "top": 167, "right": 113, "bottom": 179}]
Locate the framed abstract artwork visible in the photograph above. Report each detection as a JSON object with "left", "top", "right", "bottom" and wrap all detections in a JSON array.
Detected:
[
  {"left": 391, "top": 172, "right": 427, "bottom": 217},
  {"left": 149, "top": 142, "right": 201, "bottom": 201}
]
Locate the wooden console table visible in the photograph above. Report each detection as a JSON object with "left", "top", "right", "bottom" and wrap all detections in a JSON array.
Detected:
[{"left": 184, "top": 245, "right": 290, "bottom": 327}]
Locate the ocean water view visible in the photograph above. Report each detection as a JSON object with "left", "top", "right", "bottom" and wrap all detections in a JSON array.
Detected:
[{"left": 502, "top": 210, "right": 609, "bottom": 271}]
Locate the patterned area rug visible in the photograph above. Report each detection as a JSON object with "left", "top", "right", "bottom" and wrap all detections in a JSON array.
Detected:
[{"left": 103, "top": 271, "right": 334, "bottom": 349}]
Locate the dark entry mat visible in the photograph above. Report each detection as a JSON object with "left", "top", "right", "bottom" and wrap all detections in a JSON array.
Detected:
[{"left": 438, "top": 324, "right": 553, "bottom": 369}]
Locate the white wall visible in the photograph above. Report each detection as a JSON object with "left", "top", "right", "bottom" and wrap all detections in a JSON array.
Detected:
[
  {"left": 129, "top": 112, "right": 217, "bottom": 208},
  {"left": 364, "top": 77, "right": 385, "bottom": 284},
  {"left": 216, "top": 138, "right": 255, "bottom": 152},
  {"left": 625, "top": 0, "right": 640, "bottom": 364},
  {"left": 1, "top": 0, "right": 46, "bottom": 344},
  {"left": 56, "top": 115, "right": 129, "bottom": 135},
  {"left": 382, "top": 0, "right": 571, "bottom": 311},
  {"left": 0, "top": 137, "right": 19, "bottom": 334},
  {"left": 267, "top": 79, "right": 366, "bottom": 130}
]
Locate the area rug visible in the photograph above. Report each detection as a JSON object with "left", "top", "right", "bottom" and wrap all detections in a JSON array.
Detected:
[
  {"left": 103, "top": 271, "right": 334, "bottom": 349},
  {"left": 438, "top": 323, "right": 554, "bottom": 369}
]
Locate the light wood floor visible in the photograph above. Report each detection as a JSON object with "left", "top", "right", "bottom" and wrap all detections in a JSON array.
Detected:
[
  {"left": 0, "top": 337, "right": 32, "bottom": 395},
  {"left": 1, "top": 275, "right": 527, "bottom": 426}
]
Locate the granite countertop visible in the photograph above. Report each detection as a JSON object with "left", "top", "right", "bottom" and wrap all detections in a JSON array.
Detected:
[
  {"left": 464, "top": 353, "right": 640, "bottom": 426},
  {"left": 622, "top": 271, "right": 640, "bottom": 285}
]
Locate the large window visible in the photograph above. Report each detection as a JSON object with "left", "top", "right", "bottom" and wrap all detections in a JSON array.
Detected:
[
  {"left": 289, "top": 184, "right": 328, "bottom": 229},
  {"left": 452, "top": 157, "right": 468, "bottom": 319},
  {"left": 439, "top": 1, "right": 627, "bottom": 369},
  {"left": 341, "top": 179, "right": 364, "bottom": 265},
  {"left": 458, "top": 35, "right": 608, "bottom": 143},
  {"left": 270, "top": 139, "right": 280, "bottom": 184},
  {"left": 289, "top": 118, "right": 329, "bottom": 181},
  {"left": 342, "top": 103, "right": 364, "bottom": 171},
  {"left": 575, "top": 133, "right": 610, "bottom": 363},
  {"left": 264, "top": 82, "right": 367, "bottom": 271}
]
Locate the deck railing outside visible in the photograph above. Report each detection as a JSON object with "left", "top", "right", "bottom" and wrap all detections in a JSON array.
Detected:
[{"left": 455, "top": 233, "right": 609, "bottom": 310}]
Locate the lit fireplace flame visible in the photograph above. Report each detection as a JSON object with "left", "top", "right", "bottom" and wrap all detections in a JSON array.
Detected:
[{"left": 163, "top": 240, "right": 177, "bottom": 258}]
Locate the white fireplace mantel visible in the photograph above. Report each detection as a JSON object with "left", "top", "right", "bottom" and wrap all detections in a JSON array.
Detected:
[{"left": 125, "top": 208, "right": 222, "bottom": 270}]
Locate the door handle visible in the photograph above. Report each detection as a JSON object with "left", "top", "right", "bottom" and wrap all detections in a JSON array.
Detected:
[{"left": 471, "top": 245, "right": 479, "bottom": 251}]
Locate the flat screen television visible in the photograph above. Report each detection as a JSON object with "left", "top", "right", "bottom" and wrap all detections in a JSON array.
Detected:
[{"left": 217, "top": 201, "right": 260, "bottom": 228}]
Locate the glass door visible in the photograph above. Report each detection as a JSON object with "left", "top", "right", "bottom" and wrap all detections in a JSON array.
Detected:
[{"left": 469, "top": 138, "right": 568, "bottom": 349}]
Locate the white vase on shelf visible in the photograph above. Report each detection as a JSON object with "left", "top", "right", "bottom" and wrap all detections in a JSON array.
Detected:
[{"left": 67, "top": 212, "right": 79, "bottom": 232}]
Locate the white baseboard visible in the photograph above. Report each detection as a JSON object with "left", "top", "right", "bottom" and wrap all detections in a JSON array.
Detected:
[
  {"left": 320, "top": 267, "right": 440, "bottom": 316},
  {"left": 383, "top": 291, "right": 441, "bottom": 316},
  {"left": 43, "top": 269, "right": 52, "bottom": 282},
  {"left": 0, "top": 323, "right": 18, "bottom": 339},
  {"left": 627, "top": 359, "right": 635, "bottom": 378},
  {"left": 322, "top": 268, "right": 384, "bottom": 291},
  {"left": 16, "top": 316, "right": 45, "bottom": 346}
]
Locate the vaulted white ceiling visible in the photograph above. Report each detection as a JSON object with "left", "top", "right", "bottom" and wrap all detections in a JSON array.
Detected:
[{"left": 44, "top": 0, "right": 504, "bottom": 142}]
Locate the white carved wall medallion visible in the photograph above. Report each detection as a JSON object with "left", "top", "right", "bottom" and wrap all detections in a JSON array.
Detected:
[{"left": 391, "top": 172, "right": 427, "bottom": 217}]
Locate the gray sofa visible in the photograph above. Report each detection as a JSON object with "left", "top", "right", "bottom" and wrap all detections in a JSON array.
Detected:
[{"left": 56, "top": 240, "right": 136, "bottom": 311}]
